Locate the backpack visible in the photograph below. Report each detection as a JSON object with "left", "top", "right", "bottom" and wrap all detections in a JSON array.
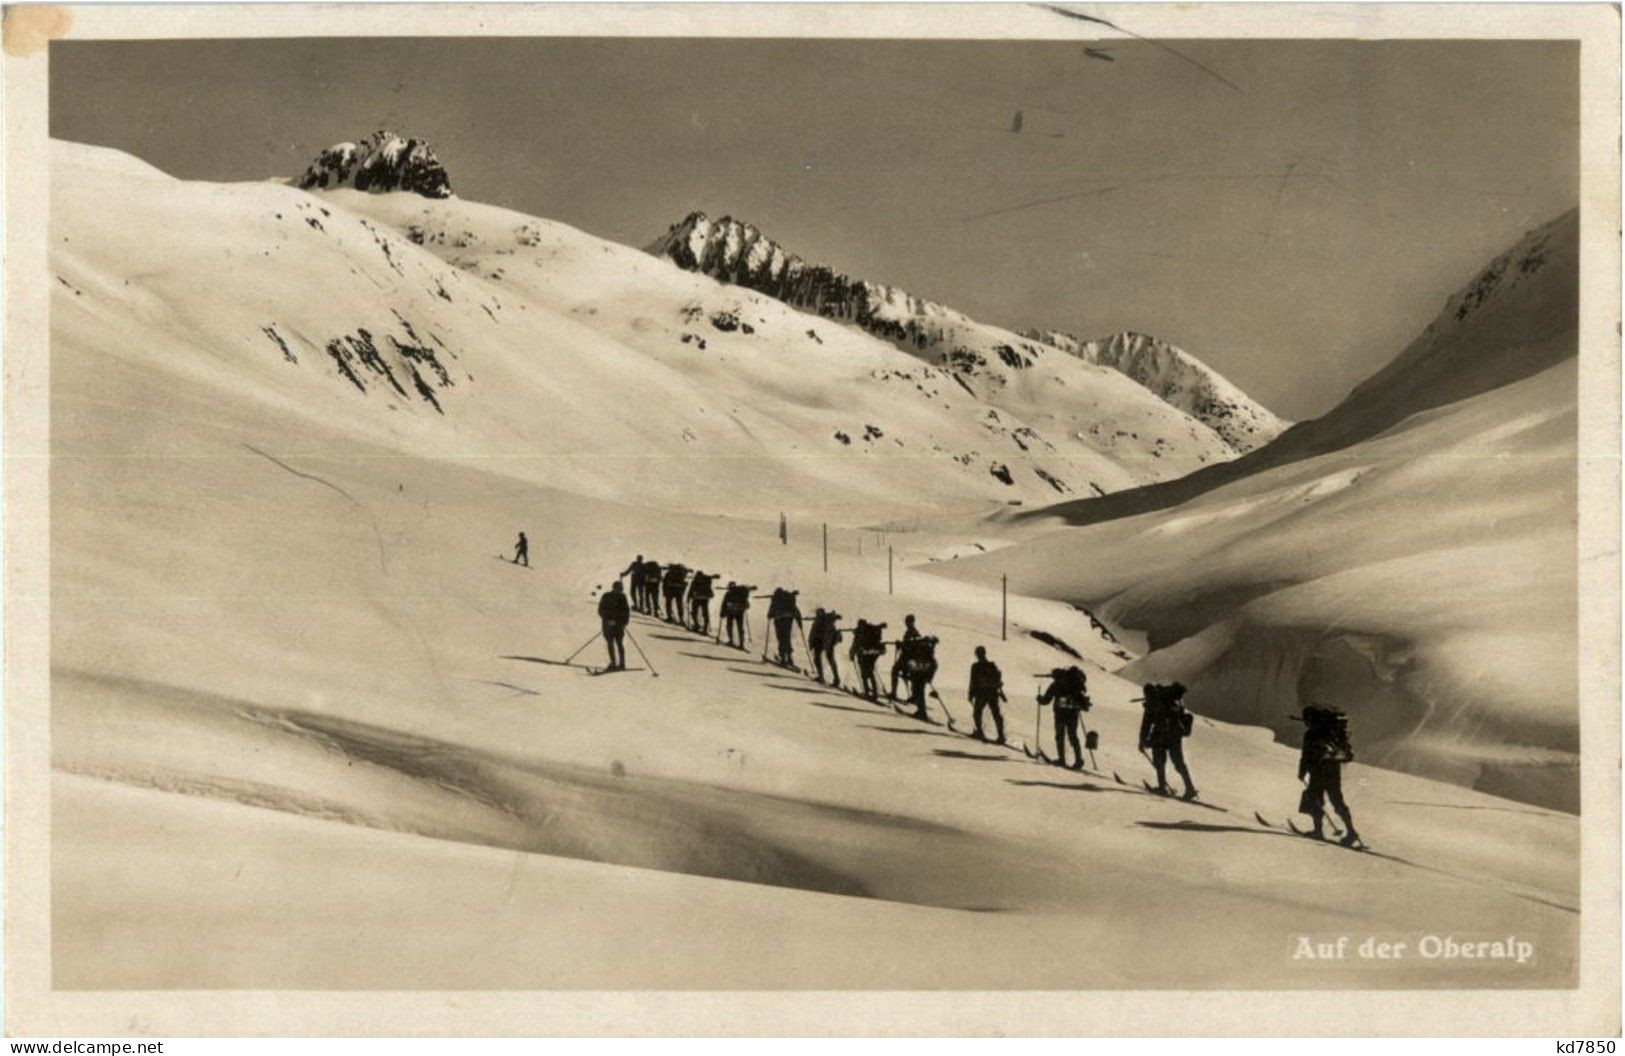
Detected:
[
  {"left": 1164, "top": 683, "right": 1192, "bottom": 737},
  {"left": 1066, "top": 667, "right": 1091, "bottom": 711},
  {"left": 1319, "top": 714, "right": 1353, "bottom": 762},
  {"left": 1145, "top": 683, "right": 1190, "bottom": 739},
  {"left": 1049, "top": 668, "right": 1088, "bottom": 711}
]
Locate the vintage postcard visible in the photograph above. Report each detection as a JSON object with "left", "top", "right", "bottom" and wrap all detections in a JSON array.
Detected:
[{"left": 3, "top": 1, "right": 1619, "bottom": 1038}]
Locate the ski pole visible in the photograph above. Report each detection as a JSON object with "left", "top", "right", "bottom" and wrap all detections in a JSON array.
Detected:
[
  {"left": 563, "top": 630, "right": 602, "bottom": 665},
  {"left": 930, "top": 684, "right": 955, "bottom": 730},
  {"left": 760, "top": 614, "right": 772, "bottom": 661},
  {"left": 796, "top": 622, "right": 813, "bottom": 675},
  {"left": 624, "top": 627, "right": 659, "bottom": 678}
]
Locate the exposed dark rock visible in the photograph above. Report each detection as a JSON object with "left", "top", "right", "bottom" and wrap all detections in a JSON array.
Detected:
[{"left": 296, "top": 130, "right": 453, "bottom": 200}]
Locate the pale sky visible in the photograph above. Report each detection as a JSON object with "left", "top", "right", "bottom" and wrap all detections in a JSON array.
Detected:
[{"left": 50, "top": 37, "right": 1577, "bottom": 419}]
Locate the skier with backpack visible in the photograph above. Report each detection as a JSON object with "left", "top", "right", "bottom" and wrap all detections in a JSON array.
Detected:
[
  {"left": 897, "top": 635, "right": 940, "bottom": 719},
  {"left": 807, "top": 608, "right": 843, "bottom": 686},
  {"left": 596, "top": 581, "right": 630, "bottom": 671},
  {"left": 1295, "top": 705, "right": 1363, "bottom": 847},
  {"left": 766, "top": 588, "right": 804, "bottom": 667},
  {"left": 1038, "top": 666, "right": 1090, "bottom": 769},
  {"left": 687, "top": 570, "right": 717, "bottom": 634},
  {"left": 661, "top": 563, "right": 689, "bottom": 624},
  {"left": 888, "top": 615, "right": 922, "bottom": 700},
  {"left": 620, "top": 555, "right": 646, "bottom": 611},
  {"left": 1139, "top": 682, "right": 1198, "bottom": 800},
  {"left": 967, "top": 646, "right": 1007, "bottom": 743},
  {"left": 849, "top": 619, "right": 887, "bottom": 699},
  {"left": 639, "top": 561, "right": 664, "bottom": 617},
  {"left": 719, "top": 581, "right": 755, "bottom": 648}
]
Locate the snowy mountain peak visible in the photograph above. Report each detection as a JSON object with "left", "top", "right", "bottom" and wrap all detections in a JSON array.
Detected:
[
  {"left": 646, "top": 213, "right": 967, "bottom": 335},
  {"left": 1020, "top": 327, "right": 1289, "bottom": 453},
  {"left": 296, "top": 130, "right": 453, "bottom": 199},
  {"left": 649, "top": 212, "right": 1284, "bottom": 457}
]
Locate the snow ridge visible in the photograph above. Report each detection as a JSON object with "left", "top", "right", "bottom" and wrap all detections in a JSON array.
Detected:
[
  {"left": 650, "top": 212, "right": 1284, "bottom": 455},
  {"left": 296, "top": 130, "right": 453, "bottom": 199},
  {"left": 646, "top": 212, "right": 973, "bottom": 351},
  {"left": 1023, "top": 328, "right": 1289, "bottom": 453},
  {"left": 1351, "top": 209, "right": 1577, "bottom": 402}
]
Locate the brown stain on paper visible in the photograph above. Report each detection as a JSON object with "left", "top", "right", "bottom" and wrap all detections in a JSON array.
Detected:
[{"left": 3, "top": 5, "right": 72, "bottom": 57}]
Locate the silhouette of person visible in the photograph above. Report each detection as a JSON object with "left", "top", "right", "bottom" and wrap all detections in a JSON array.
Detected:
[
  {"left": 1298, "top": 705, "right": 1361, "bottom": 845},
  {"left": 889, "top": 614, "right": 921, "bottom": 699},
  {"left": 513, "top": 531, "right": 529, "bottom": 567},
  {"left": 968, "top": 646, "right": 1006, "bottom": 742},
  {"left": 1139, "top": 683, "right": 1197, "bottom": 800},
  {"left": 597, "top": 582, "right": 630, "bottom": 670},
  {"left": 1039, "top": 666, "right": 1088, "bottom": 769}
]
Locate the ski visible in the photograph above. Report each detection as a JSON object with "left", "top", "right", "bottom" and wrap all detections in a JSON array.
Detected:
[
  {"left": 585, "top": 665, "right": 646, "bottom": 676},
  {"left": 1139, "top": 780, "right": 1227, "bottom": 812},
  {"left": 493, "top": 555, "right": 533, "bottom": 570},
  {"left": 1286, "top": 817, "right": 1368, "bottom": 851}
]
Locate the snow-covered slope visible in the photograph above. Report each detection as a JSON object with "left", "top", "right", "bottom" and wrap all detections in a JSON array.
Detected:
[
  {"left": 1027, "top": 210, "right": 1579, "bottom": 528},
  {"left": 646, "top": 211, "right": 1244, "bottom": 480},
  {"left": 947, "top": 211, "right": 1581, "bottom": 812},
  {"left": 47, "top": 138, "right": 1580, "bottom": 991},
  {"left": 54, "top": 138, "right": 1245, "bottom": 515},
  {"left": 1021, "top": 328, "right": 1289, "bottom": 452},
  {"left": 53, "top": 139, "right": 1167, "bottom": 516}
]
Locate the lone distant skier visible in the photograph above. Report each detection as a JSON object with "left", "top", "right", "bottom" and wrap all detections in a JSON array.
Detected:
[
  {"left": 719, "top": 581, "right": 755, "bottom": 648},
  {"left": 1038, "top": 666, "right": 1090, "bottom": 769},
  {"left": 1139, "top": 682, "right": 1197, "bottom": 800},
  {"left": 766, "top": 588, "right": 804, "bottom": 667},
  {"left": 968, "top": 646, "right": 1006, "bottom": 743},
  {"left": 1295, "top": 705, "right": 1362, "bottom": 846},
  {"left": 512, "top": 531, "right": 529, "bottom": 567},
  {"left": 807, "top": 608, "right": 843, "bottom": 686},
  {"left": 850, "top": 619, "right": 887, "bottom": 699},
  {"left": 597, "top": 581, "right": 630, "bottom": 671}
]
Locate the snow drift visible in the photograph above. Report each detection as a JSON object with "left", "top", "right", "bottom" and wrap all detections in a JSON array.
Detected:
[{"left": 948, "top": 211, "right": 1581, "bottom": 812}]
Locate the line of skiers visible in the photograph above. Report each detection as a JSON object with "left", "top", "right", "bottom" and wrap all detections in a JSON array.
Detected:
[{"left": 606, "top": 554, "right": 1360, "bottom": 845}]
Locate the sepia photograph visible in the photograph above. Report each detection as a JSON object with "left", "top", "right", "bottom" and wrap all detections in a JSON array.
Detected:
[{"left": 3, "top": 0, "right": 1619, "bottom": 1039}]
